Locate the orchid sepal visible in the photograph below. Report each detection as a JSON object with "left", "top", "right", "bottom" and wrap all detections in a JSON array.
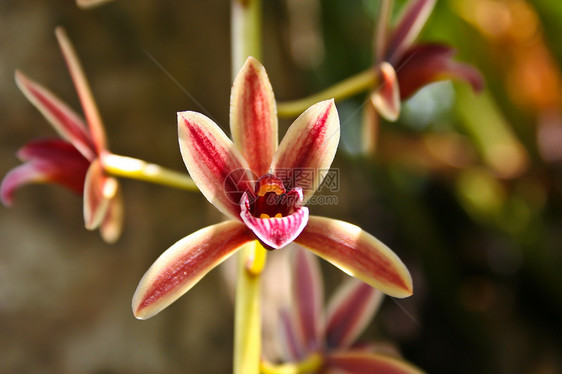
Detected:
[
  {"left": 294, "top": 216, "right": 413, "bottom": 299},
  {"left": 178, "top": 110, "right": 254, "bottom": 220},
  {"left": 272, "top": 99, "right": 340, "bottom": 202},
  {"left": 230, "top": 56, "right": 278, "bottom": 176},
  {"left": 371, "top": 62, "right": 401, "bottom": 122},
  {"left": 325, "top": 278, "right": 384, "bottom": 350},
  {"left": 132, "top": 220, "right": 255, "bottom": 320},
  {"left": 326, "top": 350, "right": 425, "bottom": 374}
]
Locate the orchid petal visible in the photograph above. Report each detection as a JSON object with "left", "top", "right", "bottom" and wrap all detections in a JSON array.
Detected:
[
  {"left": 325, "top": 279, "right": 384, "bottom": 349},
  {"left": 325, "top": 351, "right": 424, "bottom": 374},
  {"left": 293, "top": 247, "right": 324, "bottom": 353},
  {"left": 397, "top": 44, "right": 484, "bottom": 100},
  {"left": 386, "top": 0, "right": 436, "bottom": 64},
  {"left": 99, "top": 184, "right": 124, "bottom": 244},
  {"left": 240, "top": 191, "right": 309, "bottom": 249},
  {"left": 371, "top": 62, "right": 401, "bottom": 122},
  {"left": 55, "top": 27, "right": 107, "bottom": 153},
  {"left": 15, "top": 71, "right": 95, "bottom": 160},
  {"left": 230, "top": 56, "right": 278, "bottom": 176},
  {"left": 294, "top": 216, "right": 413, "bottom": 298},
  {"left": 83, "top": 159, "right": 117, "bottom": 230},
  {"left": 178, "top": 111, "right": 254, "bottom": 219},
  {"left": 132, "top": 221, "right": 254, "bottom": 320},
  {"left": 271, "top": 99, "right": 339, "bottom": 202},
  {"left": 1, "top": 139, "right": 90, "bottom": 206}
]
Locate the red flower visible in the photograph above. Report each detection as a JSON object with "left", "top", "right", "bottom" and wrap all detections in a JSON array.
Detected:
[
  {"left": 132, "top": 57, "right": 413, "bottom": 320},
  {"left": 1, "top": 28, "right": 123, "bottom": 243}
]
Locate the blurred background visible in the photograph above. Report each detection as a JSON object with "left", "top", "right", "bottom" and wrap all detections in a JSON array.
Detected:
[{"left": 0, "top": 0, "right": 561, "bottom": 373}]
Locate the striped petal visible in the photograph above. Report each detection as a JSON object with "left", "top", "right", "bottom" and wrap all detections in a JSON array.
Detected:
[
  {"left": 325, "top": 279, "right": 384, "bottom": 349},
  {"left": 325, "top": 351, "right": 424, "bottom": 374},
  {"left": 55, "top": 27, "right": 108, "bottom": 153},
  {"left": 132, "top": 221, "right": 254, "bottom": 319},
  {"left": 397, "top": 44, "right": 484, "bottom": 100},
  {"left": 230, "top": 57, "right": 278, "bottom": 176},
  {"left": 386, "top": 0, "right": 436, "bottom": 64},
  {"left": 178, "top": 111, "right": 254, "bottom": 219},
  {"left": 293, "top": 247, "right": 324, "bottom": 353},
  {"left": 240, "top": 191, "right": 309, "bottom": 249},
  {"left": 294, "top": 216, "right": 413, "bottom": 298},
  {"left": 278, "top": 307, "right": 306, "bottom": 361},
  {"left": 371, "top": 62, "right": 401, "bottom": 122},
  {"left": 1, "top": 139, "right": 90, "bottom": 205},
  {"left": 271, "top": 99, "right": 339, "bottom": 202},
  {"left": 15, "top": 71, "right": 95, "bottom": 161},
  {"left": 83, "top": 158, "right": 118, "bottom": 231}
]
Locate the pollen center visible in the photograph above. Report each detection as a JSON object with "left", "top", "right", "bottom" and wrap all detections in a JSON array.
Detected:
[{"left": 257, "top": 184, "right": 284, "bottom": 197}]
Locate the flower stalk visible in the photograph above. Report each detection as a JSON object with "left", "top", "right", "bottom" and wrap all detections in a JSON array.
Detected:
[
  {"left": 234, "top": 241, "right": 266, "bottom": 374},
  {"left": 102, "top": 153, "right": 198, "bottom": 191},
  {"left": 276, "top": 68, "right": 378, "bottom": 117},
  {"left": 232, "top": 1, "right": 263, "bottom": 374}
]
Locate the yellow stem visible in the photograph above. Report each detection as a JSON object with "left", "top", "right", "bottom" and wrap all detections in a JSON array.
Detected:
[
  {"left": 232, "top": 0, "right": 263, "bottom": 373},
  {"left": 276, "top": 68, "right": 378, "bottom": 117},
  {"left": 102, "top": 153, "right": 198, "bottom": 191},
  {"left": 234, "top": 241, "right": 267, "bottom": 374},
  {"left": 260, "top": 353, "right": 323, "bottom": 374}
]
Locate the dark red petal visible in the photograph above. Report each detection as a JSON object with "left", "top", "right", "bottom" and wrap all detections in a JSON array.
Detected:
[
  {"left": 1, "top": 139, "right": 90, "bottom": 205},
  {"left": 396, "top": 44, "right": 484, "bottom": 100}
]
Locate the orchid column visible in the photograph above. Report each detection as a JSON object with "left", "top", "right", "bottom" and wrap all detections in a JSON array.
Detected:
[{"left": 232, "top": 1, "right": 264, "bottom": 374}]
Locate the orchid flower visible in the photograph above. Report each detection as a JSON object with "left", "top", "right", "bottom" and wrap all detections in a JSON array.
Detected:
[
  {"left": 261, "top": 247, "right": 423, "bottom": 374},
  {"left": 1, "top": 27, "right": 123, "bottom": 243},
  {"left": 132, "top": 57, "right": 413, "bottom": 320},
  {"left": 371, "top": 0, "right": 484, "bottom": 121}
]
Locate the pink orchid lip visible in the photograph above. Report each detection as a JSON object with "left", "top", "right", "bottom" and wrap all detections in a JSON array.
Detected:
[{"left": 240, "top": 174, "right": 309, "bottom": 249}]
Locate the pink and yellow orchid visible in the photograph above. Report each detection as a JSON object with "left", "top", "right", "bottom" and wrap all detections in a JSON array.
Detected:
[
  {"left": 372, "top": 0, "right": 484, "bottom": 121},
  {"left": 132, "top": 57, "right": 413, "bottom": 320},
  {"left": 262, "top": 247, "right": 422, "bottom": 374},
  {"left": 0, "top": 27, "right": 123, "bottom": 243}
]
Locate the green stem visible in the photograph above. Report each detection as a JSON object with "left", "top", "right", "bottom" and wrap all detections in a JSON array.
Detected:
[
  {"left": 234, "top": 241, "right": 266, "bottom": 374},
  {"left": 232, "top": 0, "right": 262, "bottom": 74},
  {"left": 102, "top": 153, "right": 198, "bottom": 191},
  {"left": 276, "top": 68, "right": 377, "bottom": 117},
  {"left": 232, "top": 1, "right": 263, "bottom": 374}
]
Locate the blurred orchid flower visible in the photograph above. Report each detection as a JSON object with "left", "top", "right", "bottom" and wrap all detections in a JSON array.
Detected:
[
  {"left": 263, "top": 247, "right": 423, "bottom": 374},
  {"left": 371, "top": 0, "right": 484, "bottom": 121},
  {"left": 132, "top": 57, "right": 413, "bottom": 320},
  {"left": 1, "top": 27, "right": 123, "bottom": 243}
]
